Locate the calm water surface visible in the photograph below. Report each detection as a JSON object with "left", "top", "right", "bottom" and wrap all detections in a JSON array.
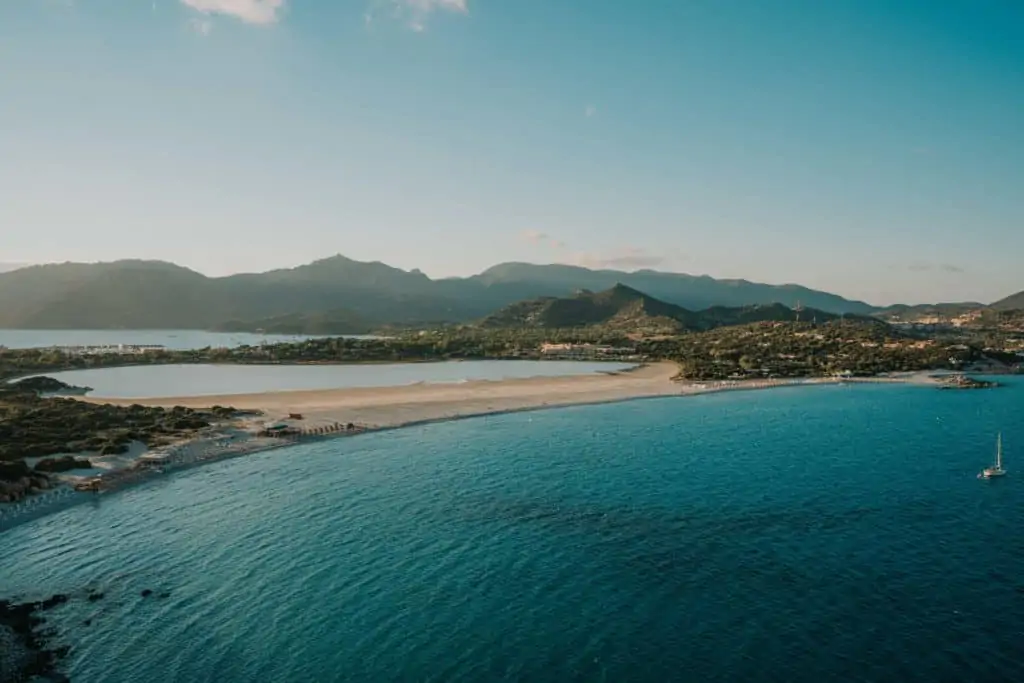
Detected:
[
  {"left": 2, "top": 380, "right": 1022, "bottom": 682},
  {"left": 0, "top": 329, "right": 373, "bottom": 350},
  {"left": 38, "top": 361, "right": 636, "bottom": 398}
]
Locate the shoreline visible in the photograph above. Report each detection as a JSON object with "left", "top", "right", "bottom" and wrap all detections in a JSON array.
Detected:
[{"left": 1, "top": 366, "right": 943, "bottom": 533}]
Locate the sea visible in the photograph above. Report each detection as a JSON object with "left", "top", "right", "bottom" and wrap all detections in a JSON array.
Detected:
[
  {"left": 34, "top": 361, "right": 636, "bottom": 398},
  {"left": 2, "top": 379, "right": 1022, "bottom": 682}
]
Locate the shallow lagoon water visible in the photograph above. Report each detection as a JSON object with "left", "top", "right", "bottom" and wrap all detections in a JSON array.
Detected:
[
  {"left": 37, "top": 360, "right": 636, "bottom": 398},
  {"left": 2, "top": 379, "right": 1022, "bottom": 682}
]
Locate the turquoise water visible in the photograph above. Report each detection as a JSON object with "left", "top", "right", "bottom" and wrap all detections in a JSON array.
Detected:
[
  {"left": 2, "top": 380, "right": 1022, "bottom": 681},
  {"left": 37, "top": 361, "right": 635, "bottom": 398},
  {"left": 0, "top": 329, "right": 372, "bottom": 350}
]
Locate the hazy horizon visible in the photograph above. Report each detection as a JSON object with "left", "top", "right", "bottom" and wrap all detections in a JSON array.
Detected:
[{"left": 2, "top": 0, "right": 1022, "bottom": 305}]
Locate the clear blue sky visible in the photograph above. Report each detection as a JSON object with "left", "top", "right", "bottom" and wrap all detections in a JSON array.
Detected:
[{"left": 2, "top": 0, "right": 1022, "bottom": 305}]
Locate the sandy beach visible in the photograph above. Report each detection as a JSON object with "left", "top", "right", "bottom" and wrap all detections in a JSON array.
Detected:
[
  {"left": 80, "top": 362, "right": 692, "bottom": 428},
  {"left": 79, "top": 362, "right": 918, "bottom": 430}
]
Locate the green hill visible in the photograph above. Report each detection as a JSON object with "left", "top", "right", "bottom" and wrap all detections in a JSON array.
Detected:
[
  {"left": 695, "top": 303, "right": 849, "bottom": 328},
  {"left": 991, "top": 290, "right": 1024, "bottom": 311},
  {"left": 479, "top": 284, "right": 701, "bottom": 332},
  {"left": 479, "top": 285, "right": 853, "bottom": 333}
]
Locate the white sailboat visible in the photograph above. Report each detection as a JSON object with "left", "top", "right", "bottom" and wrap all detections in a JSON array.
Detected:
[{"left": 979, "top": 433, "right": 1006, "bottom": 479}]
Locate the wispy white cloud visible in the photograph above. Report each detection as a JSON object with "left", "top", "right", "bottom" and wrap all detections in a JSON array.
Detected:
[
  {"left": 568, "top": 246, "right": 668, "bottom": 270},
  {"left": 180, "top": 0, "right": 286, "bottom": 25},
  {"left": 520, "top": 229, "right": 549, "bottom": 245},
  {"left": 585, "top": 104, "right": 597, "bottom": 118},
  {"left": 366, "top": 0, "right": 468, "bottom": 32},
  {"left": 520, "top": 231, "right": 683, "bottom": 271},
  {"left": 908, "top": 261, "right": 964, "bottom": 274}
]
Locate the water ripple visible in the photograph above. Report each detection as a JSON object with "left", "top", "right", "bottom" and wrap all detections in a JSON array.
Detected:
[{"left": 2, "top": 380, "right": 1023, "bottom": 682}]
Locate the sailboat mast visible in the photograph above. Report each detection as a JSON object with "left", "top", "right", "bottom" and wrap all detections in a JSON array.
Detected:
[{"left": 997, "top": 433, "right": 1003, "bottom": 469}]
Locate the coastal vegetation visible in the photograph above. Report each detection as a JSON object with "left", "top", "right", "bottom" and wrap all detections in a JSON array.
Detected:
[
  {"left": 637, "top": 319, "right": 980, "bottom": 380},
  {"left": 0, "top": 381, "right": 238, "bottom": 501}
]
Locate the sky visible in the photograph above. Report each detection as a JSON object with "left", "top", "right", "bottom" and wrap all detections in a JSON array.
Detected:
[{"left": 1, "top": 0, "right": 1022, "bottom": 305}]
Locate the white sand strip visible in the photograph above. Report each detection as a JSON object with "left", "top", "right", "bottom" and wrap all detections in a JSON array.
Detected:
[{"left": 77, "top": 362, "right": 924, "bottom": 429}]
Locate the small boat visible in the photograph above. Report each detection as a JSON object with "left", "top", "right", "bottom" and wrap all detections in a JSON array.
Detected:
[{"left": 979, "top": 433, "right": 1006, "bottom": 479}]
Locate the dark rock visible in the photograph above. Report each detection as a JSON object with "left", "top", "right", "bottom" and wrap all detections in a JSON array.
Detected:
[
  {"left": 35, "top": 455, "right": 93, "bottom": 473},
  {"left": 140, "top": 589, "right": 153, "bottom": 598},
  {"left": 0, "top": 460, "right": 31, "bottom": 483},
  {"left": 0, "top": 594, "right": 71, "bottom": 682},
  {"left": 38, "top": 595, "right": 67, "bottom": 610},
  {"left": 10, "top": 376, "right": 89, "bottom": 395}
]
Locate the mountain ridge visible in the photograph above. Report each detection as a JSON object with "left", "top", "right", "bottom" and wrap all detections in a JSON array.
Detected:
[{"left": 0, "top": 255, "right": 1012, "bottom": 330}]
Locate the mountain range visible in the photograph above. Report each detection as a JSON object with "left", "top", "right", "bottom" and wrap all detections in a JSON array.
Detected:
[{"left": 0, "top": 256, "right": 1018, "bottom": 331}]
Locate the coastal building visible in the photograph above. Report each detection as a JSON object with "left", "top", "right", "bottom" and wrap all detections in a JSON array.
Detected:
[
  {"left": 539, "top": 342, "right": 637, "bottom": 358},
  {"left": 51, "top": 344, "right": 165, "bottom": 356}
]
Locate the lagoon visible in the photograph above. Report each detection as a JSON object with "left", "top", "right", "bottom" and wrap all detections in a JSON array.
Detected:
[{"left": 37, "top": 360, "right": 637, "bottom": 398}]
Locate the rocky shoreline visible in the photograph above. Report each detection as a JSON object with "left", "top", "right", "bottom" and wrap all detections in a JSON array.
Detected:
[
  {"left": 934, "top": 374, "right": 1000, "bottom": 390},
  {"left": 0, "top": 594, "right": 71, "bottom": 683},
  {"left": 0, "top": 377, "right": 242, "bottom": 504}
]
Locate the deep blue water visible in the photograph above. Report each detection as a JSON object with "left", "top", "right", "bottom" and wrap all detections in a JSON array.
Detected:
[{"left": 2, "top": 380, "right": 1022, "bottom": 682}]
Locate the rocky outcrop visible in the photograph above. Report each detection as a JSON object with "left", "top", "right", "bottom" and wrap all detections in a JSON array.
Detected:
[
  {"left": 33, "top": 456, "right": 93, "bottom": 474},
  {"left": 0, "top": 595, "right": 71, "bottom": 682},
  {"left": 935, "top": 374, "right": 999, "bottom": 390},
  {"left": 9, "top": 376, "right": 91, "bottom": 396},
  {"left": 0, "top": 462, "right": 52, "bottom": 504}
]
